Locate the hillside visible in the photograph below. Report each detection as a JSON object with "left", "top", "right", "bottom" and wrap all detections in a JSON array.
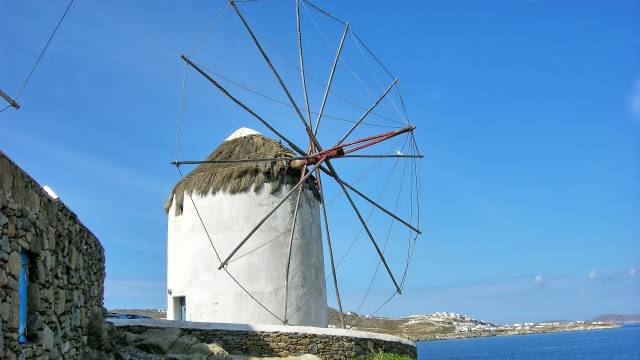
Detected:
[
  {"left": 328, "top": 309, "right": 618, "bottom": 341},
  {"left": 589, "top": 314, "right": 640, "bottom": 324},
  {"left": 109, "top": 309, "right": 167, "bottom": 319}
]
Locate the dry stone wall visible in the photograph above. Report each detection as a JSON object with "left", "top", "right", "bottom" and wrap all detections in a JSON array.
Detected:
[
  {"left": 0, "top": 151, "right": 106, "bottom": 359},
  {"left": 113, "top": 321, "right": 417, "bottom": 359}
]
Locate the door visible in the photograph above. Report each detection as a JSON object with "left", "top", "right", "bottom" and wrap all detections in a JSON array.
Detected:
[{"left": 173, "top": 296, "right": 186, "bottom": 321}]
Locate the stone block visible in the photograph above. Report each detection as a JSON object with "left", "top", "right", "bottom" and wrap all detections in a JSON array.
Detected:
[
  {"left": 0, "top": 212, "right": 7, "bottom": 228},
  {"left": 35, "top": 260, "right": 46, "bottom": 284},
  {"left": 0, "top": 268, "right": 7, "bottom": 288},
  {"left": 27, "top": 283, "right": 41, "bottom": 312},
  {"left": 206, "top": 342, "right": 232, "bottom": 359},
  {"left": 135, "top": 327, "right": 182, "bottom": 354},
  {"left": 19, "top": 217, "right": 33, "bottom": 230},
  {"left": 70, "top": 247, "right": 78, "bottom": 270},
  {"left": 27, "top": 311, "right": 43, "bottom": 337},
  {"left": 47, "top": 228, "right": 56, "bottom": 251},
  {"left": 71, "top": 309, "right": 81, "bottom": 327},
  {"left": 61, "top": 341, "right": 71, "bottom": 353},
  {"left": 30, "top": 234, "right": 47, "bottom": 255},
  {"left": 7, "top": 251, "right": 20, "bottom": 277},
  {"left": 40, "top": 324, "right": 55, "bottom": 351},
  {"left": 6, "top": 276, "right": 17, "bottom": 290},
  {"left": 0, "top": 323, "right": 3, "bottom": 358},
  {"left": 7, "top": 217, "right": 16, "bottom": 237},
  {"left": 17, "top": 237, "right": 29, "bottom": 250},
  {"left": 9, "top": 294, "right": 19, "bottom": 328},
  {"left": 55, "top": 289, "right": 66, "bottom": 316}
]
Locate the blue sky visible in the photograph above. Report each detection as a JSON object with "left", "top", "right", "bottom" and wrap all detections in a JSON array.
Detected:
[{"left": 1, "top": 0, "right": 639, "bottom": 324}]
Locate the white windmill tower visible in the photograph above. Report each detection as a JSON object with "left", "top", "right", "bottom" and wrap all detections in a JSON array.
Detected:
[{"left": 166, "top": 128, "right": 328, "bottom": 326}]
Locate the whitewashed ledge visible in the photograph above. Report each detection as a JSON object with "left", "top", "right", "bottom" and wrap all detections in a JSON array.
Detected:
[{"left": 108, "top": 318, "right": 414, "bottom": 346}]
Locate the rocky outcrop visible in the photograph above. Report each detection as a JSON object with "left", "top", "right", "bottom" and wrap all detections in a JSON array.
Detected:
[
  {"left": 113, "top": 326, "right": 232, "bottom": 359},
  {"left": 0, "top": 151, "right": 106, "bottom": 359}
]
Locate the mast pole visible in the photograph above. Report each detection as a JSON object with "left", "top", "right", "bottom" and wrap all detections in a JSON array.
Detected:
[
  {"left": 341, "top": 154, "right": 423, "bottom": 159},
  {"left": 170, "top": 154, "right": 422, "bottom": 167},
  {"left": 0, "top": 89, "right": 20, "bottom": 110}
]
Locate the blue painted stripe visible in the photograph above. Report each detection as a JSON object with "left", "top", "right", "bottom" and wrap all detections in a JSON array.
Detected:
[{"left": 18, "top": 252, "right": 28, "bottom": 344}]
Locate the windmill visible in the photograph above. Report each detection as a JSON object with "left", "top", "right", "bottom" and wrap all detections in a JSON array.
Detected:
[{"left": 168, "top": 0, "right": 422, "bottom": 329}]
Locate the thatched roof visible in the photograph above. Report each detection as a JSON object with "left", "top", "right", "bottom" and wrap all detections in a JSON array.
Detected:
[{"left": 165, "top": 134, "right": 319, "bottom": 215}]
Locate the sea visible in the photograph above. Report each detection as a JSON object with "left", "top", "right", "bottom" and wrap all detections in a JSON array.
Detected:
[{"left": 417, "top": 325, "right": 640, "bottom": 360}]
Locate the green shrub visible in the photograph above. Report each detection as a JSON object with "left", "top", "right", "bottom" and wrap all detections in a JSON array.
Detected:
[{"left": 355, "top": 352, "right": 414, "bottom": 360}]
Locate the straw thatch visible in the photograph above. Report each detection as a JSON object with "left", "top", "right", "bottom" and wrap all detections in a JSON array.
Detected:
[{"left": 165, "top": 134, "right": 319, "bottom": 215}]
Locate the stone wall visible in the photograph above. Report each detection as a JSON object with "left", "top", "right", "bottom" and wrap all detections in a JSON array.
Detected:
[
  {"left": 112, "top": 319, "right": 417, "bottom": 359},
  {"left": 0, "top": 151, "right": 106, "bottom": 359}
]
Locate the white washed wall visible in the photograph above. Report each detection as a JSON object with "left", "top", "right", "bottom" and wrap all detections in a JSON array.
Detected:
[{"left": 167, "top": 184, "right": 327, "bottom": 327}]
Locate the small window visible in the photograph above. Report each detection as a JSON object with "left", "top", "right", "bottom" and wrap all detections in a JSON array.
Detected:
[{"left": 18, "top": 251, "right": 29, "bottom": 344}]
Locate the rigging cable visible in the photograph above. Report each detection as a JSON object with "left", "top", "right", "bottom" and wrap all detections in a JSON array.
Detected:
[
  {"left": 400, "top": 139, "right": 421, "bottom": 288},
  {"left": 351, "top": 33, "right": 408, "bottom": 124},
  {"left": 356, "top": 150, "right": 410, "bottom": 314},
  {"left": 15, "top": 0, "right": 75, "bottom": 100},
  {"left": 350, "top": 292, "right": 398, "bottom": 329},
  {"left": 399, "top": 142, "right": 416, "bottom": 290},
  {"left": 301, "top": 0, "right": 346, "bottom": 26},
  {"left": 187, "top": 4, "right": 230, "bottom": 57},
  {"left": 176, "top": 2, "right": 229, "bottom": 162},
  {"left": 254, "top": 16, "right": 403, "bottom": 126},
  {"left": 300, "top": 1, "right": 406, "bottom": 126},
  {"left": 299, "top": 0, "right": 422, "bottom": 297},
  {"left": 300, "top": 3, "right": 384, "bottom": 111},
  {"left": 328, "top": 134, "right": 410, "bottom": 275},
  {"left": 301, "top": 0, "right": 412, "bottom": 126},
  {"left": 197, "top": 64, "right": 397, "bottom": 129}
]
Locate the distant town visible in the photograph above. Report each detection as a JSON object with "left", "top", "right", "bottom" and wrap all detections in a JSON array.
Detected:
[{"left": 324, "top": 310, "right": 625, "bottom": 341}]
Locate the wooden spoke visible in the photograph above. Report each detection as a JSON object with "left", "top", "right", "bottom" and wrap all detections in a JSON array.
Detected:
[
  {"left": 230, "top": 0, "right": 319, "bottom": 147},
  {"left": 283, "top": 165, "right": 308, "bottom": 324},
  {"left": 316, "top": 169, "right": 346, "bottom": 328},
  {"left": 313, "top": 22, "right": 350, "bottom": 135},
  {"left": 181, "top": 55, "right": 308, "bottom": 157}
]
